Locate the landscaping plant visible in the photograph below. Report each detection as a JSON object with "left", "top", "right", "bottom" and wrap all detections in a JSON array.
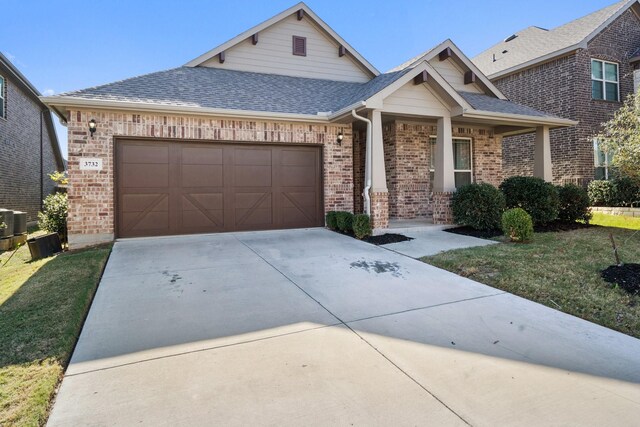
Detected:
[
  {"left": 596, "top": 91, "right": 640, "bottom": 180},
  {"left": 336, "top": 211, "right": 354, "bottom": 233},
  {"left": 38, "top": 192, "right": 68, "bottom": 240},
  {"left": 352, "top": 214, "right": 372, "bottom": 239},
  {"left": 501, "top": 208, "right": 534, "bottom": 242},
  {"left": 325, "top": 211, "right": 338, "bottom": 230},
  {"left": 588, "top": 179, "right": 617, "bottom": 206},
  {"left": 500, "top": 176, "right": 559, "bottom": 225},
  {"left": 588, "top": 177, "right": 640, "bottom": 207},
  {"left": 452, "top": 183, "right": 505, "bottom": 230},
  {"left": 557, "top": 184, "right": 592, "bottom": 223}
]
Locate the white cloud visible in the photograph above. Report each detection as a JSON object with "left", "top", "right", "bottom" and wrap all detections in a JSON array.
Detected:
[{"left": 43, "top": 89, "right": 56, "bottom": 96}]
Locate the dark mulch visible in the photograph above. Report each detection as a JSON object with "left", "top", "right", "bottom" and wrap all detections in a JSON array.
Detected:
[
  {"left": 601, "top": 264, "right": 640, "bottom": 295},
  {"left": 445, "top": 221, "right": 593, "bottom": 239},
  {"left": 362, "top": 233, "right": 414, "bottom": 245},
  {"left": 444, "top": 227, "right": 503, "bottom": 239}
]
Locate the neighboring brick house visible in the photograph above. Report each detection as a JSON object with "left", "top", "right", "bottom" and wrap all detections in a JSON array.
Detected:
[
  {"left": 474, "top": 0, "right": 640, "bottom": 186},
  {"left": 0, "top": 52, "right": 65, "bottom": 221},
  {"left": 42, "top": 2, "right": 574, "bottom": 248}
]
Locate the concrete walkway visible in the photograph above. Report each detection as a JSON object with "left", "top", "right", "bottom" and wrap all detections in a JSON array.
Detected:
[
  {"left": 384, "top": 228, "right": 497, "bottom": 258},
  {"left": 48, "top": 229, "right": 640, "bottom": 426}
]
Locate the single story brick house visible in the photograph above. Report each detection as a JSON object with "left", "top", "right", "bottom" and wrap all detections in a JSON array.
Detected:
[
  {"left": 42, "top": 2, "right": 575, "bottom": 248},
  {"left": 473, "top": 0, "right": 640, "bottom": 186},
  {"left": 1, "top": 52, "right": 65, "bottom": 221}
]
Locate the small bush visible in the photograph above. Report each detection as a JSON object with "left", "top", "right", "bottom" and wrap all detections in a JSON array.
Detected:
[
  {"left": 336, "top": 211, "right": 354, "bottom": 233},
  {"left": 325, "top": 211, "right": 338, "bottom": 230},
  {"left": 614, "top": 177, "right": 640, "bottom": 207},
  {"left": 501, "top": 208, "right": 533, "bottom": 243},
  {"left": 352, "top": 214, "right": 372, "bottom": 239},
  {"left": 38, "top": 192, "right": 68, "bottom": 237},
  {"left": 588, "top": 180, "right": 616, "bottom": 206},
  {"left": 557, "top": 184, "right": 592, "bottom": 223},
  {"left": 499, "top": 176, "right": 559, "bottom": 225},
  {"left": 588, "top": 178, "right": 640, "bottom": 207},
  {"left": 452, "top": 183, "right": 505, "bottom": 230}
]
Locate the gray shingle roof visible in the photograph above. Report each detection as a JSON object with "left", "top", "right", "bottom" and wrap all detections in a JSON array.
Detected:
[
  {"left": 458, "top": 91, "right": 559, "bottom": 118},
  {"left": 57, "top": 63, "right": 565, "bottom": 121},
  {"left": 473, "top": 0, "right": 632, "bottom": 77}
]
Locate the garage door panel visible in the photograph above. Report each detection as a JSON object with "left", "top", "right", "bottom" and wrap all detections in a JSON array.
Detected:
[
  {"left": 234, "top": 165, "right": 272, "bottom": 187},
  {"left": 181, "top": 147, "right": 223, "bottom": 165},
  {"left": 121, "top": 145, "right": 169, "bottom": 163},
  {"left": 234, "top": 148, "right": 272, "bottom": 165},
  {"left": 282, "top": 166, "right": 317, "bottom": 187},
  {"left": 181, "top": 165, "right": 224, "bottom": 187},
  {"left": 122, "top": 193, "right": 169, "bottom": 213},
  {"left": 181, "top": 209, "right": 224, "bottom": 229},
  {"left": 281, "top": 149, "right": 317, "bottom": 166},
  {"left": 122, "top": 210, "right": 169, "bottom": 232},
  {"left": 117, "top": 140, "right": 322, "bottom": 237},
  {"left": 122, "top": 164, "right": 169, "bottom": 188}
]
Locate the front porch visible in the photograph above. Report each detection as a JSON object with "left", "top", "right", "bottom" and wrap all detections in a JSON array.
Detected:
[{"left": 352, "top": 114, "right": 555, "bottom": 230}]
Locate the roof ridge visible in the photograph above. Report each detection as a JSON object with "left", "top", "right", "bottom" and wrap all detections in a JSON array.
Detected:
[{"left": 549, "top": 0, "right": 629, "bottom": 32}]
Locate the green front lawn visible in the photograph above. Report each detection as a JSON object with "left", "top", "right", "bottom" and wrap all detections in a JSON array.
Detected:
[
  {"left": 590, "top": 212, "right": 640, "bottom": 230},
  {"left": 0, "top": 240, "right": 111, "bottom": 426},
  {"left": 422, "top": 225, "right": 640, "bottom": 338}
]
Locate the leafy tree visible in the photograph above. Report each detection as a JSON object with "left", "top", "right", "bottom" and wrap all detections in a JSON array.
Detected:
[{"left": 598, "top": 92, "right": 640, "bottom": 180}]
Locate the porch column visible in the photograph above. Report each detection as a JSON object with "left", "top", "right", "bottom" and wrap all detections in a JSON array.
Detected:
[
  {"left": 368, "top": 109, "right": 389, "bottom": 228},
  {"left": 432, "top": 116, "right": 455, "bottom": 224},
  {"left": 433, "top": 116, "right": 455, "bottom": 192},
  {"left": 533, "top": 126, "right": 552, "bottom": 182}
]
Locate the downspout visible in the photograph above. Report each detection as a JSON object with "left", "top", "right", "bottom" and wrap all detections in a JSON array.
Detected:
[
  {"left": 40, "top": 110, "right": 44, "bottom": 210},
  {"left": 351, "top": 110, "right": 372, "bottom": 216}
]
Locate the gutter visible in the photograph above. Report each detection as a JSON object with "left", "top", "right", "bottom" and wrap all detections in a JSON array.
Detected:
[
  {"left": 351, "top": 110, "right": 372, "bottom": 216},
  {"left": 40, "top": 96, "right": 334, "bottom": 124},
  {"left": 462, "top": 109, "right": 578, "bottom": 127}
]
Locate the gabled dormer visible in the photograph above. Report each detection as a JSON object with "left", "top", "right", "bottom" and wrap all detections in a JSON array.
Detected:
[{"left": 185, "top": 2, "right": 378, "bottom": 83}]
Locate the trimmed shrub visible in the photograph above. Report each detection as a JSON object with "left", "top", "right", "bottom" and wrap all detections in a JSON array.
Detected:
[
  {"left": 352, "top": 214, "right": 372, "bottom": 239},
  {"left": 614, "top": 177, "right": 640, "bottom": 207},
  {"left": 557, "top": 184, "right": 592, "bottom": 223},
  {"left": 588, "top": 180, "right": 616, "bottom": 206},
  {"left": 499, "top": 176, "right": 559, "bottom": 225},
  {"left": 336, "top": 211, "right": 354, "bottom": 233},
  {"left": 38, "top": 192, "right": 68, "bottom": 238},
  {"left": 451, "top": 183, "right": 505, "bottom": 230},
  {"left": 501, "top": 208, "right": 533, "bottom": 243},
  {"left": 325, "top": 211, "right": 338, "bottom": 230},
  {"left": 588, "top": 178, "right": 640, "bottom": 207}
]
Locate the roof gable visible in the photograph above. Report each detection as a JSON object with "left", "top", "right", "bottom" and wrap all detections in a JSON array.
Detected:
[
  {"left": 388, "top": 39, "right": 507, "bottom": 100},
  {"left": 185, "top": 2, "right": 378, "bottom": 82},
  {"left": 473, "top": 0, "right": 640, "bottom": 78}
]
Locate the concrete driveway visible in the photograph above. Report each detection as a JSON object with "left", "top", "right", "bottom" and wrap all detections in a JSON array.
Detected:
[{"left": 48, "top": 229, "right": 640, "bottom": 426}]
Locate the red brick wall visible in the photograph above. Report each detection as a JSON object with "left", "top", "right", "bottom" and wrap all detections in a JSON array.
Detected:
[
  {"left": 495, "top": 9, "right": 640, "bottom": 186},
  {"left": 66, "top": 110, "right": 353, "bottom": 247}
]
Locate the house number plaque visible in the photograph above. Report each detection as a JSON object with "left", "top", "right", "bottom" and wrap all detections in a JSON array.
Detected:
[{"left": 79, "top": 158, "right": 103, "bottom": 171}]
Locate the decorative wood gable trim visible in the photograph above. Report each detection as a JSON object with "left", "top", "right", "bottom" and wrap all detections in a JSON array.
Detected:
[
  {"left": 439, "top": 48, "right": 452, "bottom": 61},
  {"left": 413, "top": 70, "right": 428, "bottom": 84},
  {"left": 464, "top": 70, "right": 476, "bottom": 84}
]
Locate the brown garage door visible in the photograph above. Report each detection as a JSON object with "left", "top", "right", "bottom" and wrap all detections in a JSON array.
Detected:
[{"left": 116, "top": 139, "right": 323, "bottom": 238}]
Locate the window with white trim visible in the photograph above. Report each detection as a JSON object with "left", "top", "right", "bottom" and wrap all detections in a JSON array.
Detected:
[
  {"left": 593, "top": 137, "right": 614, "bottom": 180},
  {"left": 0, "top": 75, "right": 5, "bottom": 119},
  {"left": 591, "top": 59, "right": 619, "bottom": 102},
  {"left": 429, "top": 137, "right": 473, "bottom": 189}
]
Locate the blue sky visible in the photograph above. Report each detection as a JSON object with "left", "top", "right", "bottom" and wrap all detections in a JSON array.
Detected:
[{"left": 2, "top": 0, "right": 618, "bottom": 158}]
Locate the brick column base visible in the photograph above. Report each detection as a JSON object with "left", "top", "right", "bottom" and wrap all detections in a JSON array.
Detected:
[
  {"left": 433, "top": 192, "right": 455, "bottom": 224},
  {"left": 370, "top": 191, "right": 389, "bottom": 229}
]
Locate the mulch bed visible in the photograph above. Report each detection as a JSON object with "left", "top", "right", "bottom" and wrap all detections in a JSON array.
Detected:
[
  {"left": 362, "top": 233, "right": 414, "bottom": 245},
  {"left": 601, "top": 264, "right": 640, "bottom": 295},
  {"left": 445, "top": 221, "right": 593, "bottom": 239},
  {"left": 444, "top": 227, "right": 503, "bottom": 239}
]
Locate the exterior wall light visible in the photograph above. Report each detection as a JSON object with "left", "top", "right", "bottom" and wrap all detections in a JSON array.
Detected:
[
  {"left": 337, "top": 131, "right": 344, "bottom": 145},
  {"left": 89, "top": 119, "right": 97, "bottom": 136}
]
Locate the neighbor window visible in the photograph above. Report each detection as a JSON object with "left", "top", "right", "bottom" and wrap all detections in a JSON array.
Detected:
[
  {"left": 594, "top": 137, "right": 614, "bottom": 180},
  {"left": 591, "top": 59, "right": 619, "bottom": 101},
  {"left": 0, "top": 75, "right": 5, "bottom": 119},
  {"left": 429, "top": 137, "right": 473, "bottom": 189}
]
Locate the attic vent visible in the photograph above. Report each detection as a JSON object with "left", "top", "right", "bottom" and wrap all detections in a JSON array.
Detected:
[
  {"left": 504, "top": 34, "right": 518, "bottom": 42},
  {"left": 292, "top": 36, "right": 307, "bottom": 56}
]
